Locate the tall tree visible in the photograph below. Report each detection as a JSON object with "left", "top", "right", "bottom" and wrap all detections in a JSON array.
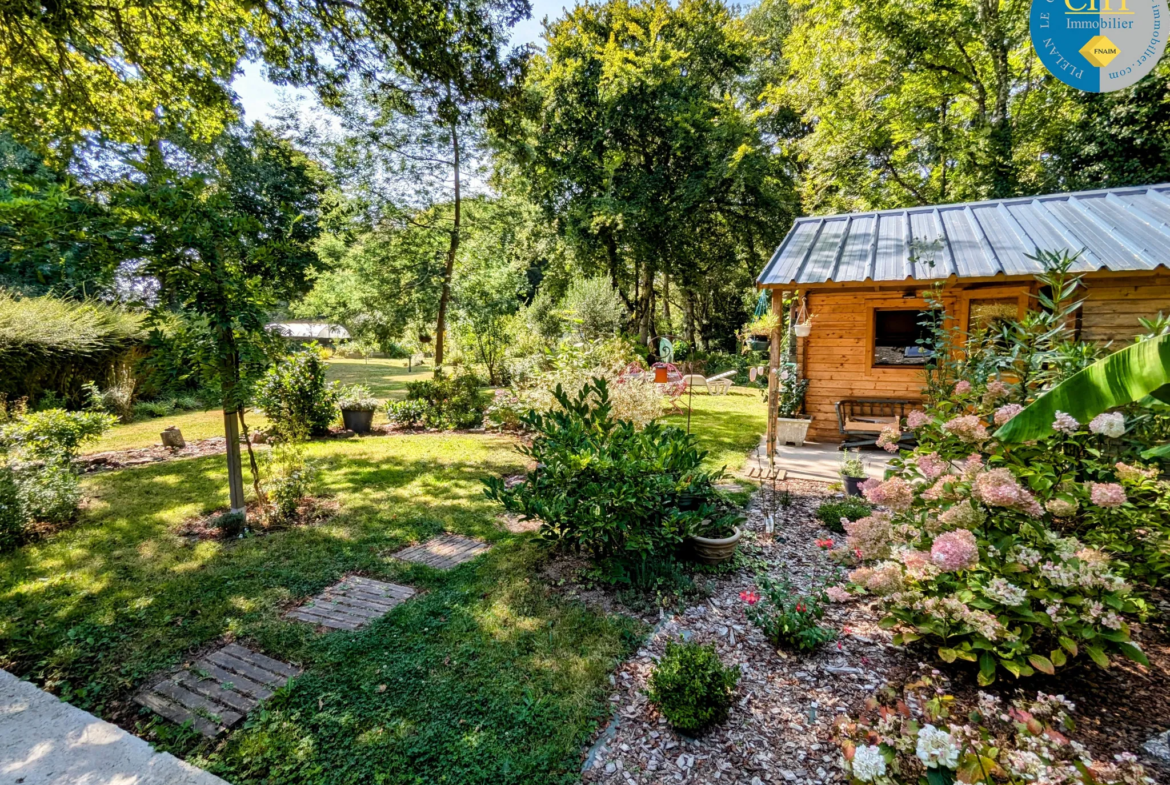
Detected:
[
  {"left": 495, "top": 0, "right": 796, "bottom": 346},
  {"left": 122, "top": 125, "right": 325, "bottom": 515}
]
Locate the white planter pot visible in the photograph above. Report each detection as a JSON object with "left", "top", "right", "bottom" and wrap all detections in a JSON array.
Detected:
[
  {"left": 793, "top": 321, "right": 813, "bottom": 337},
  {"left": 776, "top": 416, "right": 813, "bottom": 447}
]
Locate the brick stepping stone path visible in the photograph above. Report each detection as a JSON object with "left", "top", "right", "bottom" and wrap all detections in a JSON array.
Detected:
[
  {"left": 391, "top": 534, "right": 490, "bottom": 570},
  {"left": 134, "top": 643, "right": 300, "bottom": 738},
  {"left": 285, "top": 575, "right": 416, "bottom": 631}
]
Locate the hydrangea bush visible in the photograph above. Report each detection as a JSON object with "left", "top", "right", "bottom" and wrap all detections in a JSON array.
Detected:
[
  {"left": 840, "top": 402, "right": 1154, "bottom": 682},
  {"left": 838, "top": 674, "right": 1153, "bottom": 785}
]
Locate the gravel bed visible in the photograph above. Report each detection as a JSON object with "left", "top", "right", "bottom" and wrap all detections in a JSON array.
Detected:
[{"left": 581, "top": 480, "right": 921, "bottom": 785}]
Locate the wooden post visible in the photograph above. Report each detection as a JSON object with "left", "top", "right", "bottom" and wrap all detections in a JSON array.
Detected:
[
  {"left": 766, "top": 289, "right": 781, "bottom": 463},
  {"left": 224, "top": 410, "right": 246, "bottom": 516}
]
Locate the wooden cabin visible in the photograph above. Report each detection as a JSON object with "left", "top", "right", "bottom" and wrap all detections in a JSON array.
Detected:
[{"left": 756, "top": 183, "right": 1170, "bottom": 445}]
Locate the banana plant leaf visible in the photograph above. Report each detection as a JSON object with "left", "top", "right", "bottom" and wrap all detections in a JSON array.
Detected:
[{"left": 995, "top": 334, "right": 1170, "bottom": 443}]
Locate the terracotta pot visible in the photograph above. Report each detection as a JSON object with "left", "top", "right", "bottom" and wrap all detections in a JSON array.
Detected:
[
  {"left": 775, "top": 416, "right": 812, "bottom": 448},
  {"left": 341, "top": 409, "right": 375, "bottom": 434},
  {"left": 654, "top": 366, "right": 670, "bottom": 383},
  {"left": 843, "top": 475, "right": 866, "bottom": 497},
  {"left": 687, "top": 527, "right": 743, "bottom": 565}
]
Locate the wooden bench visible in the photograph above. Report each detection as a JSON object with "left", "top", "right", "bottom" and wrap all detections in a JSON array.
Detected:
[{"left": 835, "top": 398, "right": 918, "bottom": 450}]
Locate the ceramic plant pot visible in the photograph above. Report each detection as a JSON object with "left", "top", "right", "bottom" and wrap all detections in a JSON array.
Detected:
[
  {"left": 793, "top": 321, "right": 813, "bottom": 337},
  {"left": 687, "top": 527, "right": 743, "bottom": 565},
  {"left": 341, "top": 409, "right": 375, "bottom": 434},
  {"left": 843, "top": 475, "right": 866, "bottom": 497}
]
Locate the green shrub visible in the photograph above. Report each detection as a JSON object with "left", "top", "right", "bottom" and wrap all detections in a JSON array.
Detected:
[
  {"left": 0, "top": 464, "right": 25, "bottom": 551},
  {"left": 337, "top": 384, "right": 379, "bottom": 412},
  {"left": 814, "top": 497, "right": 873, "bottom": 533},
  {"left": 261, "top": 441, "right": 317, "bottom": 524},
  {"left": 255, "top": 349, "right": 338, "bottom": 440},
  {"left": 484, "top": 378, "right": 725, "bottom": 582},
  {"left": 385, "top": 399, "right": 427, "bottom": 428},
  {"left": 743, "top": 575, "right": 836, "bottom": 652},
  {"left": 16, "top": 458, "right": 81, "bottom": 524},
  {"left": 562, "top": 277, "right": 625, "bottom": 338},
  {"left": 0, "top": 408, "right": 116, "bottom": 461},
  {"left": 133, "top": 399, "right": 176, "bottom": 419},
  {"left": 646, "top": 639, "right": 739, "bottom": 733},
  {"left": 0, "top": 292, "right": 145, "bottom": 406},
  {"left": 403, "top": 374, "right": 489, "bottom": 430}
]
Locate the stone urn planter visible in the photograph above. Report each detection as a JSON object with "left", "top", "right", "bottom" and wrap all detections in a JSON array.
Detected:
[
  {"left": 687, "top": 528, "right": 743, "bottom": 565},
  {"left": 775, "top": 416, "right": 812, "bottom": 447},
  {"left": 341, "top": 409, "right": 375, "bottom": 434}
]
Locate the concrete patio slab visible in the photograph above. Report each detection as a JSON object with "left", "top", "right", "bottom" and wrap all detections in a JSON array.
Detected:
[
  {"left": 1, "top": 668, "right": 227, "bottom": 785},
  {"left": 741, "top": 435, "right": 893, "bottom": 484}
]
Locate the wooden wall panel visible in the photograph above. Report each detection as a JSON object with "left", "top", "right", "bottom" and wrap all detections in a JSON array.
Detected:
[{"left": 791, "top": 274, "right": 1170, "bottom": 443}]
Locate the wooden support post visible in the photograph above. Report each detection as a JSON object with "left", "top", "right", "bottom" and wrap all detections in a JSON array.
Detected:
[
  {"left": 766, "top": 289, "right": 782, "bottom": 463},
  {"left": 224, "top": 410, "right": 246, "bottom": 516}
]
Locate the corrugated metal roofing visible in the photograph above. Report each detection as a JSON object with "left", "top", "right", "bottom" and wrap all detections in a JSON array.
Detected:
[
  {"left": 267, "top": 322, "right": 351, "bottom": 340},
  {"left": 757, "top": 183, "right": 1170, "bottom": 287}
]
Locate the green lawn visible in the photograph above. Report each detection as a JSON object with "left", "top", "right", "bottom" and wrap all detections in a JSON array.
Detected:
[
  {"left": 1, "top": 433, "right": 641, "bottom": 784},
  {"left": 14, "top": 376, "right": 766, "bottom": 783}
]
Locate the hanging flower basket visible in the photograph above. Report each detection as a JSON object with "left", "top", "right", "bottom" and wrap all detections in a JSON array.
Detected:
[{"left": 792, "top": 298, "right": 814, "bottom": 337}]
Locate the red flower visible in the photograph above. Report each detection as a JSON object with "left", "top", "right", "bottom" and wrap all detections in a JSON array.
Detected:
[
  {"left": 739, "top": 590, "right": 760, "bottom": 606},
  {"left": 816, "top": 538, "right": 834, "bottom": 549},
  {"left": 854, "top": 548, "right": 863, "bottom": 560},
  {"left": 796, "top": 603, "right": 807, "bottom": 613}
]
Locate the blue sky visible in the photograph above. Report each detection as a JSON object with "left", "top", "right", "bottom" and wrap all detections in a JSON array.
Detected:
[{"left": 233, "top": 0, "right": 570, "bottom": 123}]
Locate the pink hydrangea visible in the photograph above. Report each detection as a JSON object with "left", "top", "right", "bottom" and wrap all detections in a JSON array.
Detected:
[
  {"left": 960, "top": 453, "right": 984, "bottom": 479},
  {"left": 922, "top": 476, "right": 958, "bottom": 502},
  {"left": 876, "top": 425, "right": 902, "bottom": 452},
  {"left": 942, "top": 415, "right": 988, "bottom": 443},
  {"left": 915, "top": 452, "right": 948, "bottom": 480},
  {"left": 861, "top": 476, "right": 914, "bottom": 512},
  {"left": 844, "top": 512, "right": 893, "bottom": 559},
  {"left": 993, "top": 403, "right": 1024, "bottom": 425},
  {"left": 863, "top": 562, "right": 905, "bottom": 595},
  {"left": 826, "top": 585, "right": 852, "bottom": 603},
  {"left": 931, "top": 529, "right": 980, "bottom": 571},
  {"left": 938, "top": 499, "right": 984, "bottom": 529},
  {"left": 983, "top": 380, "right": 1011, "bottom": 404},
  {"left": 906, "top": 410, "right": 931, "bottom": 429},
  {"left": 898, "top": 549, "right": 935, "bottom": 578},
  {"left": 1089, "top": 412, "right": 1126, "bottom": 438},
  {"left": 1045, "top": 497, "right": 1079, "bottom": 518},
  {"left": 1052, "top": 411, "right": 1080, "bottom": 434},
  {"left": 954, "top": 380, "right": 972, "bottom": 395},
  {"left": 974, "top": 469, "right": 1042, "bottom": 517},
  {"left": 1115, "top": 461, "right": 1156, "bottom": 484},
  {"left": 1089, "top": 482, "right": 1127, "bottom": 508}
]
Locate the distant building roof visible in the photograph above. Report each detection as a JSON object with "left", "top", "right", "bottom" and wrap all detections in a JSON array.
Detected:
[
  {"left": 267, "top": 322, "right": 350, "bottom": 340},
  {"left": 757, "top": 183, "right": 1170, "bottom": 287}
]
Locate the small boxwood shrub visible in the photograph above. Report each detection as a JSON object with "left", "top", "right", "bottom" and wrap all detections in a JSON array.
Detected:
[
  {"left": 814, "top": 497, "right": 873, "bottom": 533},
  {"left": 402, "top": 374, "right": 489, "bottom": 430},
  {"left": 646, "top": 639, "right": 739, "bottom": 733},
  {"left": 385, "top": 399, "right": 427, "bottom": 428},
  {"left": 255, "top": 349, "right": 338, "bottom": 440}
]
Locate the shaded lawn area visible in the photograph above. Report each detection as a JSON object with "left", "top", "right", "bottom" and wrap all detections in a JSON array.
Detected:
[{"left": 0, "top": 433, "right": 641, "bottom": 784}]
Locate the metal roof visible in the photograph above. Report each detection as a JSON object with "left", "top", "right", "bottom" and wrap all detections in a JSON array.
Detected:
[
  {"left": 757, "top": 183, "right": 1170, "bottom": 287},
  {"left": 267, "top": 322, "right": 351, "bottom": 340}
]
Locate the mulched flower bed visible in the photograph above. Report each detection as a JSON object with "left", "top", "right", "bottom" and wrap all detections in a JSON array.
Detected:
[
  {"left": 176, "top": 497, "right": 339, "bottom": 542},
  {"left": 77, "top": 437, "right": 238, "bottom": 473},
  {"left": 570, "top": 480, "right": 1170, "bottom": 785}
]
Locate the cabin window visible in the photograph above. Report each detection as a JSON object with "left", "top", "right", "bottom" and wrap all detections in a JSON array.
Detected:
[
  {"left": 968, "top": 298, "right": 1018, "bottom": 334},
  {"left": 872, "top": 309, "right": 932, "bottom": 366}
]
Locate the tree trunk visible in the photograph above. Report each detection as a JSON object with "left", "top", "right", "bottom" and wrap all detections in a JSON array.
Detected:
[
  {"left": 433, "top": 105, "right": 461, "bottom": 376},
  {"left": 662, "top": 273, "right": 672, "bottom": 334},
  {"left": 638, "top": 262, "right": 654, "bottom": 344},
  {"left": 979, "top": 0, "right": 1015, "bottom": 198},
  {"left": 684, "top": 289, "right": 696, "bottom": 347}
]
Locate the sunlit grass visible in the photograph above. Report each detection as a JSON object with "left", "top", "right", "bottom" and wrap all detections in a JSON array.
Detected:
[{"left": 325, "top": 356, "right": 435, "bottom": 399}]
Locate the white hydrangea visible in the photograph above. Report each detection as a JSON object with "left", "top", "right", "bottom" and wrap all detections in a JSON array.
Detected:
[
  {"left": 915, "top": 724, "right": 961, "bottom": 769},
  {"left": 983, "top": 577, "right": 1028, "bottom": 607},
  {"left": 1089, "top": 411, "right": 1126, "bottom": 438},
  {"left": 851, "top": 744, "right": 887, "bottom": 782}
]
